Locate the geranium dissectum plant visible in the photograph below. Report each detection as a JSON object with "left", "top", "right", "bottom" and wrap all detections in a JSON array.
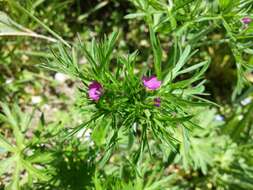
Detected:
[{"left": 47, "top": 31, "right": 210, "bottom": 163}]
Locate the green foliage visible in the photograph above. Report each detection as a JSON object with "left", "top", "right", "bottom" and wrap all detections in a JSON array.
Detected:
[
  {"left": 45, "top": 30, "right": 213, "bottom": 166},
  {"left": 0, "top": 103, "right": 50, "bottom": 189},
  {"left": 0, "top": 0, "right": 253, "bottom": 189},
  {"left": 127, "top": 0, "right": 253, "bottom": 99}
]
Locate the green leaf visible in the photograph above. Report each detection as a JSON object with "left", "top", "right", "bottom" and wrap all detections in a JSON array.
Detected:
[
  {"left": 145, "top": 174, "right": 177, "bottom": 190},
  {"left": 218, "top": 0, "right": 231, "bottom": 9},
  {"left": 21, "top": 159, "right": 50, "bottom": 181},
  {"left": 167, "top": 59, "right": 210, "bottom": 89},
  {"left": 8, "top": 1, "right": 70, "bottom": 47},
  {"left": 230, "top": 104, "right": 253, "bottom": 140},
  {"left": 43, "top": 44, "right": 81, "bottom": 79},
  {"left": 0, "top": 133, "right": 15, "bottom": 152},
  {"left": 0, "top": 156, "right": 15, "bottom": 176},
  {"left": 99, "top": 146, "right": 114, "bottom": 169},
  {"left": 163, "top": 45, "right": 192, "bottom": 84},
  {"left": 6, "top": 158, "right": 21, "bottom": 190},
  {"left": 27, "top": 152, "right": 54, "bottom": 164},
  {"left": 0, "top": 103, "right": 24, "bottom": 150},
  {"left": 175, "top": 0, "right": 196, "bottom": 10},
  {"left": 149, "top": 27, "right": 162, "bottom": 79},
  {"left": 0, "top": 102, "right": 18, "bottom": 129},
  {"left": 0, "top": 11, "right": 57, "bottom": 43},
  {"left": 104, "top": 31, "right": 119, "bottom": 68},
  {"left": 218, "top": 0, "right": 238, "bottom": 11},
  {"left": 177, "top": 60, "right": 209, "bottom": 75},
  {"left": 93, "top": 172, "right": 103, "bottom": 190},
  {"left": 180, "top": 126, "right": 190, "bottom": 171},
  {"left": 92, "top": 119, "right": 110, "bottom": 146},
  {"left": 98, "top": 130, "right": 118, "bottom": 168}
]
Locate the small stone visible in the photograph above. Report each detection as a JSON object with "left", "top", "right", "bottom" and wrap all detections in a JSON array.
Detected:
[
  {"left": 54, "top": 73, "right": 68, "bottom": 83},
  {"left": 31, "top": 96, "right": 42, "bottom": 104}
]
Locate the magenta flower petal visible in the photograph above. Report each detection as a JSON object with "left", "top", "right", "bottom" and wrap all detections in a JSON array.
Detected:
[
  {"left": 242, "top": 17, "right": 252, "bottom": 24},
  {"left": 142, "top": 75, "right": 161, "bottom": 90},
  {"left": 88, "top": 81, "right": 103, "bottom": 101},
  {"left": 154, "top": 97, "right": 161, "bottom": 107}
]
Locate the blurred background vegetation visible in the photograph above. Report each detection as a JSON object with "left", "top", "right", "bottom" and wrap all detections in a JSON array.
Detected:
[{"left": 0, "top": 0, "right": 253, "bottom": 189}]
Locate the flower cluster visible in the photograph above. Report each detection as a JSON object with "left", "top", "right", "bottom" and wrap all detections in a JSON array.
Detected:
[{"left": 88, "top": 75, "right": 162, "bottom": 106}]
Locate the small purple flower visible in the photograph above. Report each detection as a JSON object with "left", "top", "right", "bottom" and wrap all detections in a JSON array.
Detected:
[
  {"left": 142, "top": 75, "right": 161, "bottom": 90},
  {"left": 88, "top": 81, "right": 103, "bottom": 101},
  {"left": 242, "top": 17, "right": 252, "bottom": 24},
  {"left": 154, "top": 98, "right": 161, "bottom": 107}
]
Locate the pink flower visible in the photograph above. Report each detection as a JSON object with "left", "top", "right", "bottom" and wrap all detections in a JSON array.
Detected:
[
  {"left": 142, "top": 75, "right": 161, "bottom": 90},
  {"left": 242, "top": 17, "right": 252, "bottom": 24},
  {"left": 88, "top": 81, "right": 103, "bottom": 101},
  {"left": 154, "top": 98, "right": 161, "bottom": 107}
]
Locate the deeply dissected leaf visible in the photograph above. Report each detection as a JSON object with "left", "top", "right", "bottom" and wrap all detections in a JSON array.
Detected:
[
  {"left": 21, "top": 159, "right": 50, "bottom": 181},
  {"left": 0, "top": 156, "right": 15, "bottom": 176},
  {"left": 0, "top": 133, "right": 15, "bottom": 152}
]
